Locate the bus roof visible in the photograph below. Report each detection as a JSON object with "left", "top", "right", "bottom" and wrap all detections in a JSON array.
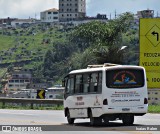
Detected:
[{"left": 69, "top": 63, "right": 145, "bottom": 75}]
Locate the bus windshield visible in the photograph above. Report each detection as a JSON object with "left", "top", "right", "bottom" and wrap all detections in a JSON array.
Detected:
[{"left": 106, "top": 68, "right": 145, "bottom": 89}]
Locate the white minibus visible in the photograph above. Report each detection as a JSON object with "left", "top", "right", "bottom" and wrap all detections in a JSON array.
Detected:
[{"left": 63, "top": 63, "right": 148, "bottom": 126}]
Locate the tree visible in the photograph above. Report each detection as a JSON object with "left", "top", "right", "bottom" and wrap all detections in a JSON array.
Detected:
[
  {"left": 70, "top": 12, "right": 134, "bottom": 64},
  {"left": 43, "top": 50, "right": 54, "bottom": 77},
  {"left": 37, "top": 12, "right": 135, "bottom": 82}
]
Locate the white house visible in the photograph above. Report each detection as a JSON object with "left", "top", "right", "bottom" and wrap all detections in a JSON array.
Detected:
[
  {"left": 30, "top": 86, "right": 64, "bottom": 99},
  {"left": 11, "top": 19, "right": 35, "bottom": 28},
  {"left": 40, "top": 8, "right": 59, "bottom": 23}
]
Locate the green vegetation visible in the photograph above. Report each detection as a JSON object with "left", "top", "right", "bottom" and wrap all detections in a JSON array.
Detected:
[
  {"left": 0, "top": 102, "right": 160, "bottom": 113},
  {"left": 0, "top": 12, "right": 139, "bottom": 84},
  {"left": 148, "top": 105, "right": 160, "bottom": 113},
  {"left": 0, "top": 102, "right": 63, "bottom": 110},
  {"left": 40, "top": 12, "right": 139, "bottom": 82}
]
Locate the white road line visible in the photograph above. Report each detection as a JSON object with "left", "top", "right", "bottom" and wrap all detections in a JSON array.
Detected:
[{"left": 0, "top": 111, "right": 35, "bottom": 116}]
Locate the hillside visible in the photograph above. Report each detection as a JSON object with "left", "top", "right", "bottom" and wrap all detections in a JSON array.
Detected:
[
  {"left": 0, "top": 24, "right": 66, "bottom": 64},
  {"left": 0, "top": 13, "right": 138, "bottom": 84},
  {"left": 0, "top": 23, "right": 67, "bottom": 79}
]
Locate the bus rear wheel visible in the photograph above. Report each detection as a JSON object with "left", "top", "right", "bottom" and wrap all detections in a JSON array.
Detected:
[
  {"left": 67, "top": 110, "right": 75, "bottom": 124},
  {"left": 89, "top": 111, "right": 102, "bottom": 126},
  {"left": 122, "top": 114, "right": 134, "bottom": 126}
]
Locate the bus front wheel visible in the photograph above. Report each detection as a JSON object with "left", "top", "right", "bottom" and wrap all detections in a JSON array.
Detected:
[
  {"left": 67, "top": 110, "right": 75, "bottom": 124},
  {"left": 122, "top": 114, "right": 134, "bottom": 126}
]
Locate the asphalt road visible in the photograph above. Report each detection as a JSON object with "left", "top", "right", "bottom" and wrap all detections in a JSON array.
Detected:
[{"left": 0, "top": 109, "right": 159, "bottom": 133}]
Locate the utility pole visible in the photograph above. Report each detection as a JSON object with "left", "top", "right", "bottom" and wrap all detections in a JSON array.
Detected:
[
  {"left": 35, "top": 13, "right": 37, "bottom": 19},
  {"left": 115, "top": 10, "right": 117, "bottom": 19}
]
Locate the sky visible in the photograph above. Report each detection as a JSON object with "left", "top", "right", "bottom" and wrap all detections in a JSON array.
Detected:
[{"left": 0, "top": 0, "right": 159, "bottom": 19}]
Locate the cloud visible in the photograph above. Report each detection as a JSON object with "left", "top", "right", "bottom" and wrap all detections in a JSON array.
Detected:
[
  {"left": 0, "top": 0, "right": 58, "bottom": 19},
  {"left": 0, "top": 0, "right": 159, "bottom": 19},
  {"left": 86, "top": 0, "right": 160, "bottom": 17}
]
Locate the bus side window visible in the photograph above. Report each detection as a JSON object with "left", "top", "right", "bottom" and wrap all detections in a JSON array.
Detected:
[
  {"left": 75, "top": 74, "right": 83, "bottom": 94},
  {"left": 98, "top": 72, "right": 102, "bottom": 93},
  {"left": 88, "top": 72, "right": 102, "bottom": 93},
  {"left": 64, "top": 76, "right": 74, "bottom": 99},
  {"left": 83, "top": 74, "right": 90, "bottom": 93},
  {"left": 89, "top": 73, "right": 98, "bottom": 93}
]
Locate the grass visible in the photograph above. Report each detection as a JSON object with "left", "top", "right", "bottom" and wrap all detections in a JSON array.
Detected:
[
  {"left": 0, "top": 102, "right": 159, "bottom": 113},
  {"left": 148, "top": 105, "right": 160, "bottom": 113},
  {"left": 0, "top": 102, "right": 64, "bottom": 110},
  {"left": 0, "top": 25, "right": 65, "bottom": 64},
  {"left": 0, "top": 35, "right": 15, "bottom": 50}
]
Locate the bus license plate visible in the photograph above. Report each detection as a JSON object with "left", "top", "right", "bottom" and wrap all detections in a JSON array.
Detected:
[{"left": 122, "top": 108, "right": 130, "bottom": 111}]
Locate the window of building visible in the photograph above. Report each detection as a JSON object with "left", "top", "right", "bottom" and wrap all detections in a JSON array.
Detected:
[
  {"left": 15, "top": 80, "right": 19, "bottom": 83},
  {"left": 53, "top": 12, "right": 58, "bottom": 14},
  {"left": 25, "top": 80, "right": 29, "bottom": 82},
  {"left": 49, "top": 95, "right": 53, "bottom": 98},
  {"left": 9, "top": 80, "right": 14, "bottom": 83},
  {"left": 9, "top": 84, "right": 13, "bottom": 87},
  {"left": 53, "top": 17, "right": 58, "bottom": 19},
  {"left": 48, "top": 12, "right": 51, "bottom": 14},
  {"left": 20, "top": 80, "right": 24, "bottom": 83}
]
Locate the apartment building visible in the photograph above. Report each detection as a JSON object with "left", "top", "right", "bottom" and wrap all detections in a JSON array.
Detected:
[
  {"left": 40, "top": 8, "right": 59, "bottom": 23},
  {"left": 11, "top": 19, "right": 35, "bottom": 28},
  {"left": 59, "top": 0, "right": 86, "bottom": 22},
  {"left": 7, "top": 70, "right": 32, "bottom": 91},
  {"left": 137, "top": 9, "right": 154, "bottom": 18},
  {"left": 148, "top": 89, "right": 160, "bottom": 105}
]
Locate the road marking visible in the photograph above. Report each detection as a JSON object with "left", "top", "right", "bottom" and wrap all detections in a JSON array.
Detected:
[
  {"left": 0, "top": 118, "right": 62, "bottom": 125},
  {"left": 0, "top": 111, "right": 35, "bottom": 116}
]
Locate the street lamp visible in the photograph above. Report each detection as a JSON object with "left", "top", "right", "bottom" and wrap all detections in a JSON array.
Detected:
[
  {"left": 117, "top": 46, "right": 128, "bottom": 64},
  {"left": 117, "top": 46, "right": 128, "bottom": 53}
]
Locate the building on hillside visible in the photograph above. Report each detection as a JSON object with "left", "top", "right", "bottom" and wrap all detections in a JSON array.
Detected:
[
  {"left": 96, "top": 14, "right": 107, "bottom": 19},
  {"left": 59, "top": 0, "right": 86, "bottom": 22},
  {"left": 29, "top": 82, "right": 51, "bottom": 89},
  {"left": 148, "top": 89, "right": 160, "bottom": 105},
  {"left": 11, "top": 19, "right": 35, "bottom": 28},
  {"left": 40, "top": 8, "right": 59, "bottom": 23},
  {"left": 30, "top": 86, "right": 64, "bottom": 99},
  {"left": 7, "top": 70, "right": 32, "bottom": 91},
  {"left": 136, "top": 9, "right": 154, "bottom": 18},
  {"left": 60, "top": 13, "right": 108, "bottom": 29},
  {"left": 0, "top": 17, "right": 17, "bottom": 25}
]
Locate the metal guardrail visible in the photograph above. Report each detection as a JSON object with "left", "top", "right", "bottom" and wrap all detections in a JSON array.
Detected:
[{"left": 0, "top": 98, "right": 63, "bottom": 109}]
